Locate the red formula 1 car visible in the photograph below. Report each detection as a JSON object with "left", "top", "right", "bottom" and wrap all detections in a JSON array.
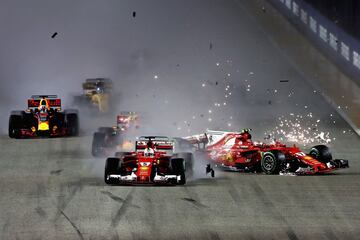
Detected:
[
  {"left": 185, "top": 129, "right": 349, "bottom": 175},
  {"left": 91, "top": 112, "right": 139, "bottom": 157},
  {"left": 8, "top": 95, "right": 79, "bottom": 138},
  {"left": 104, "top": 136, "right": 193, "bottom": 185}
]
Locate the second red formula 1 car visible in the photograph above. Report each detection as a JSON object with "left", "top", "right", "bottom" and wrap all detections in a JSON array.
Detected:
[
  {"left": 185, "top": 129, "right": 348, "bottom": 175},
  {"left": 8, "top": 95, "right": 79, "bottom": 138},
  {"left": 104, "top": 136, "right": 193, "bottom": 185},
  {"left": 92, "top": 112, "right": 139, "bottom": 157}
]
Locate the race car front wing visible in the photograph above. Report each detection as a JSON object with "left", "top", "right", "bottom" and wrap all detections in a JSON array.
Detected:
[{"left": 108, "top": 172, "right": 181, "bottom": 184}]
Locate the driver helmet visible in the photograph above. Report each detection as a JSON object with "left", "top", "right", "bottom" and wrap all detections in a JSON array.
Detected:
[
  {"left": 38, "top": 98, "right": 49, "bottom": 112},
  {"left": 147, "top": 140, "right": 154, "bottom": 149},
  {"left": 240, "top": 129, "right": 252, "bottom": 141}
]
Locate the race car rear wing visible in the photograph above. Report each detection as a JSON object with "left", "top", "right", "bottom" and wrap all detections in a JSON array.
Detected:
[
  {"left": 183, "top": 130, "right": 243, "bottom": 149},
  {"left": 135, "top": 136, "right": 174, "bottom": 155},
  {"left": 117, "top": 112, "right": 138, "bottom": 125},
  {"left": 82, "top": 78, "right": 112, "bottom": 92},
  {"left": 27, "top": 95, "right": 61, "bottom": 111}
]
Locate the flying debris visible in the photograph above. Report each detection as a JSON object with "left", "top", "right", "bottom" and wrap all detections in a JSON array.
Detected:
[
  {"left": 206, "top": 164, "right": 215, "bottom": 177},
  {"left": 51, "top": 32, "right": 58, "bottom": 38},
  {"left": 132, "top": 11, "right": 136, "bottom": 18}
]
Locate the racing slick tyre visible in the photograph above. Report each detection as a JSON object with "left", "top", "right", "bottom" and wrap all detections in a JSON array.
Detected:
[
  {"left": 8, "top": 113, "right": 23, "bottom": 138},
  {"left": 92, "top": 132, "right": 106, "bottom": 157},
  {"left": 98, "top": 127, "right": 114, "bottom": 135},
  {"left": 261, "top": 151, "right": 286, "bottom": 174},
  {"left": 171, "top": 158, "right": 186, "bottom": 185},
  {"left": 309, "top": 145, "right": 332, "bottom": 163},
  {"left": 104, "top": 157, "right": 120, "bottom": 184},
  {"left": 173, "top": 152, "right": 193, "bottom": 178},
  {"left": 65, "top": 113, "right": 79, "bottom": 136}
]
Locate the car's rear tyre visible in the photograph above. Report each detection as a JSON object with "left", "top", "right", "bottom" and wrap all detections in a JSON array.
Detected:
[
  {"left": 171, "top": 158, "right": 186, "bottom": 185},
  {"left": 173, "top": 152, "right": 193, "bottom": 178},
  {"left": 104, "top": 157, "right": 120, "bottom": 184},
  {"left": 261, "top": 151, "right": 286, "bottom": 174},
  {"left": 98, "top": 127, "right": 113, "bottom": 135},
  {"left": 92, "top": 132, "right": 106, "bottom": 157},
  {"left": 309, "top": 145, "right": 332, "bottom": 163},
  {"left": 66, "top": 113, "right": 79, "bottom": 136},
  {"left": 8, "top": 114, "right": 23, "bottom": 138}
]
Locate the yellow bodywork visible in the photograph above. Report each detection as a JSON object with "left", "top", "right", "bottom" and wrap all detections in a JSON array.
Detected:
[
  {"left": 38, "top": 122, "right": 50, "bottom": 131},
  {"left": 89, "top": 93, "right": 109, "bottom": 113}
]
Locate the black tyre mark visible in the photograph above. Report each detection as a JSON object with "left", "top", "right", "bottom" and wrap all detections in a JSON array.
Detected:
[
  {"left": 50, "top": 169, "right": 63, "bottom": 175},
  {"left": 59, "top": 209, "right": 84, "bottom": 240},
  {"left": 182, "top": 197, "right": 208, "bottom": 209}
]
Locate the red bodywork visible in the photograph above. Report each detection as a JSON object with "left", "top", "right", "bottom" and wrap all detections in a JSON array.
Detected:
[
  {"left": 117, "top": 112, "right": 139, "bottom": 131},
  {"left": 106, "top": 137, "right": 181, "bottom": 184},
  {"left": 121, "top": 151, "right": 171, "bottom": 183},
  {"left": 187, "top": 131, "right": 341, "bottom": 174}
]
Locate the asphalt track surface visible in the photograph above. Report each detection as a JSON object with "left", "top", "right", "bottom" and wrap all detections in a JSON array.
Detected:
[{"left": 1, "top": 1, "right": 360, "bottom": 240}]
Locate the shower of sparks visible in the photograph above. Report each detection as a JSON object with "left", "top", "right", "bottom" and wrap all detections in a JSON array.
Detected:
[{"left": 265, "top": 113, "right": 333, "bottom": 146}]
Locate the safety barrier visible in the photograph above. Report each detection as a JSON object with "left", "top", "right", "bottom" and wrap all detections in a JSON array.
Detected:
[
  {"left": 269, "top": 0, "right": 360, "bottom": 85},
  {"left": 267, "top": 0, "right": 360, "bottom": 136}
]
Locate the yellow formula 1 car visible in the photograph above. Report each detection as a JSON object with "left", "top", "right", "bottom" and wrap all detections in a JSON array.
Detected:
[{"left": 74, "top": 78, "right": 112, "bottom": 113}]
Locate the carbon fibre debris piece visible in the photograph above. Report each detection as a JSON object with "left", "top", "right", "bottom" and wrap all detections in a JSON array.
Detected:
[{"left": 51, "top": 32, "right": 58, "bottom": 38}]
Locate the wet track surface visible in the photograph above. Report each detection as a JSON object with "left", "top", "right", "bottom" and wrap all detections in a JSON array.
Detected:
[{"left": 1, "top": 0, "right": 360, "bottom": 239}]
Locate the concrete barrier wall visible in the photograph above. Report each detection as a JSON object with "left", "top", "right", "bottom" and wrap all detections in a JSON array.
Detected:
[
  {"left": 267, "top": 0, "right": 360, "bottom": 135},
  {"left": 269, "top": 0, "right": 360, "bottom": 86}
]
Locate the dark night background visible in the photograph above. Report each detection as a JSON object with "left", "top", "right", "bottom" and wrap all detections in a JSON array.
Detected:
[{"left": 304, "top": 0, "right": 360, "bottom": 39}]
